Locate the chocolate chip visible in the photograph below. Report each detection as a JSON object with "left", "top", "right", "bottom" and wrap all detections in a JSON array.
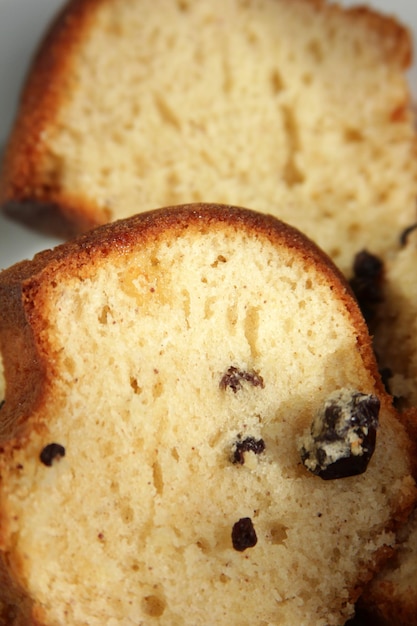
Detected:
[
  {"left": 231, "top": 517, "right": 258, "bottom": 551},
  {"left": 399, "top": 223, "right": 417, "bottom": 247},
  {"left": 220, "top": 366, "right": 264, "bottom": 393},
  {"left": 300, "top": 390, "right": 379, "bottom": 480},
  {"left": 0, "top": 400, "right": 4, "bottom": 411},
  {"left": 232, "top": 436, "right": 265, "bottom": 464},
  {"left": 40, "top": 443, "right": 66, "bottom": 467},
  {"left": 349, "top": 250, "right": 384, "bottom": 325}
]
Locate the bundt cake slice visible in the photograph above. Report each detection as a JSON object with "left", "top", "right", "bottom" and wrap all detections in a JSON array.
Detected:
[{"left": 0, "top": 204, "right": 415, "bottom": 625}]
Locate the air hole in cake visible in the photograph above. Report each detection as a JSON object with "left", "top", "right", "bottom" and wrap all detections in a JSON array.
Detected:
[
  {"left": 152, "top": 380, "right": 164, "bottom": 400},
  {"left": 153, "top": 93, "right": 182, "bottom": 129},
  {"left": 211, "top": 254, "right": 228, "bottom": 268},
  {"left": 130, "top": 377, "right": 142, "bottom": 395},
  {"left": 219, "top": 573, "right": 230, "bottom": 584},
  {"left": 152, "top": 460, "right": 164, "bottom": 495},
  {"left": 226, "top": 304, "right": 238, "bottom": 329},
  {"left": 176, "top": 0, "right": 190, "bottom": 12},
  {"left": 102, "top": 440, "right": 114, "bottom": 457},
  {"left": 196, "top": 538, "right": 210, "bottom": 554},
  {"left": 344, "top": 127, "right": 364, "bottom": 143},
  {"left": 120, "top": 501, "right": 134, "bottom": 524},
  {"left": 141, "top": 594, "right": 166, "bottom": 617},
  {"left": 283, "top": 160, "right": 305, "bottom": 187},
  {"left": 348, "top": 222, "right": 360, "bottom": 236},
  {"left": 301, "top": 72, "right": 313, "bottom": 85},
  {"left": 244, "top": 306, "right": 260, "bottom": 358},
  {"left": 281, "top": 105, "right": 305, "bottom": 187},
  {"left": 98, "top": 304, "right": 112, "bottom": 324},
  {"left": 329, "top": 247, "right": 341, "bottom": 259},
  {"left": 307, "top": 39, "right": 324, "bottom": 62},
  {"left": 270, "top": 68, "right": 284, "bottom": 94},
  {"left": 182, "top": 289, "right": 191, "bottom": 328},
  {"left": 269, "top": 523, "right": 289, "bottom": 545},
  {"left": 63, "top": 356, "right": 76, "bottom": 376},
  {"left": 204, "top": 296, "right": 216, "bottom": 320}
]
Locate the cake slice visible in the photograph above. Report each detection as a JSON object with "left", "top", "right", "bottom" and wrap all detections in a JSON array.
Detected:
[
  {"left": 372, "top": 224, "right": 417, "bottom": 410},
  {"left": 0, "top": 204, "right": 415, "bottom": 626},
  {"left": 1, "top": 0, "right": 417, "bottom": 275},
  {"left": 350, "top": 226, "right": 417, "bottom": 624}
]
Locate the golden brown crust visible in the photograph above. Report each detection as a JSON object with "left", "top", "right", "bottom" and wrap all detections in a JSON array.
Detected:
[
  {"left": 0, "top": 0, "right": 413, "bottom": 236},
  {"left": 341, "top": 5, "right": 412, "bottom": 69},
  {"left": 0, "top": 552, "right": 36, "bottom": 626}
]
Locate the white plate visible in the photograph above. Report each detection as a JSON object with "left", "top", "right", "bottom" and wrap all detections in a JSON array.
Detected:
[{"left": 0, "top": 0, "right": 416, "bottom": 270}]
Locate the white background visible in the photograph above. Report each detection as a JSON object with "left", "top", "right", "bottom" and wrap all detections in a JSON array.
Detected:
[{"left": 0, "top": 0, "right": 416, "bottom": 269}]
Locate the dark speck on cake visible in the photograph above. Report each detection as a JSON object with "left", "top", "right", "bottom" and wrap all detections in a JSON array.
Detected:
[
  {"left": 40, "top": 443, "right": 66, "bottom": 467},
  {"left": 220, "top": 366, "right": 264, "bottom": 393},
  {"left": 232, "top": 517, "right": 258, "bottom": 551}
]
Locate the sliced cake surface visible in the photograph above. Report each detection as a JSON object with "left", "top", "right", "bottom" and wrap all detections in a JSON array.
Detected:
[{"left": 0, "top": 204, "right": 415, "bottom": 626}]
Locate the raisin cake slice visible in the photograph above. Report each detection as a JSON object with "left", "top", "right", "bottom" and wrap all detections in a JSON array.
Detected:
[
  {"left": 0, "top": 204, "right": 415, "bottom": 626},
  {"left": 357, "top": 221, "right": 417, "bottom": 625},
  {"left": 1, "top": 0, "right": 417, "bottom": 275},
  {"left": 372, "top": 224, "right": 417, "bottom": 410}
]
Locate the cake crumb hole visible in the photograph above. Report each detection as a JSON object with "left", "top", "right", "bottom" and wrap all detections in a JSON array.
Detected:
[
  {"left": 211, "top": 254, "right": 228, "bottom": 267},
  {"left": 130, "top": 377, "right": 142, "bottom": 395},
  {"left": 98, "top": 305, "right": 112, "bottom": 324},
  {"left": 270, "top": 523, "right": 288, "bottom": 545},
  {"left": 152, "top": 460, "right": 164, "bottom": 495},
  {"left": 142, "top": 594, "right": 166, "bottom": 617}
]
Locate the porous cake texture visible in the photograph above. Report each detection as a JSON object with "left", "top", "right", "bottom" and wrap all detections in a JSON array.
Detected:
[
  {"left": 373, "top": 225, "right": 417, "bottom": 410},
  {"left": 360, "top": 507, "right": 417, "bottom": 626},
  {"left": 0, "top": 205, "right": 415, "bottom": 626},
  {"left": 1, "top": 0, "right": 417, "bottom": 274}
]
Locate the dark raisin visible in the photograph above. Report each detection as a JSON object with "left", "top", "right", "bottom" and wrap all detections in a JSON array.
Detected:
[
  {"left": 40, "top": 443, "right": 66, "bottom": 467},
  {"left": 233, "top": 436, "right": 265, "bottom": 464},
  {"left": 0, "top": 400, "right": 4, "bottom": 410},
  {"left": 300, "top": 390, "right": 379, "bottom": 480},
  {"left": 349, "top": 250, "right": 384, "bottom": 325},
  {"left": 220, "top": 366, "right": 264, "bottom": 393},
  {"left": 399, "top": 223, "right": 417, "bottom": 247},
  {"left": 231, "top": 517, "right": 258, "bottom": 551}
]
